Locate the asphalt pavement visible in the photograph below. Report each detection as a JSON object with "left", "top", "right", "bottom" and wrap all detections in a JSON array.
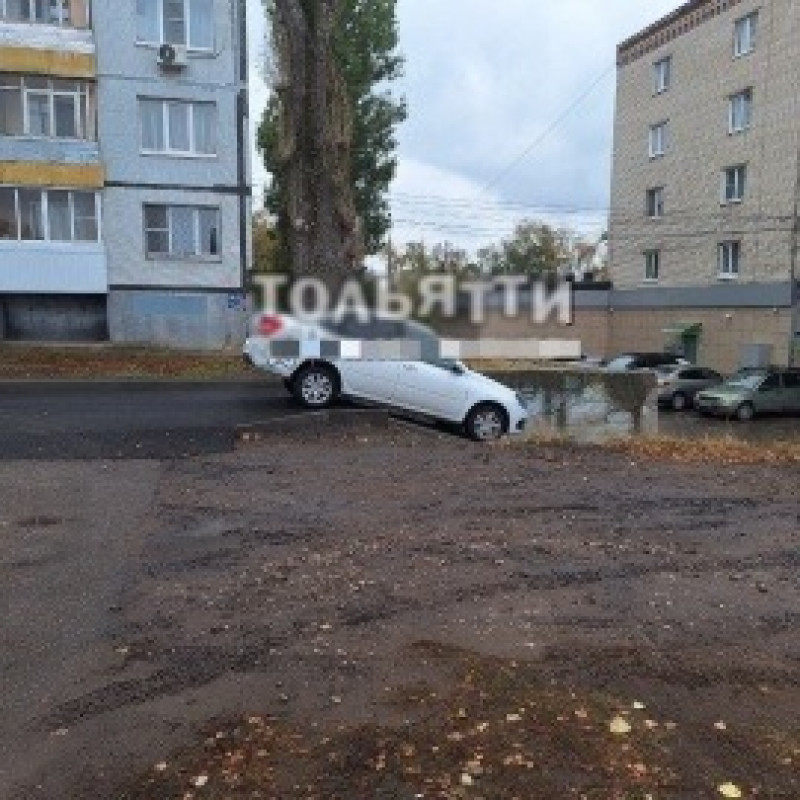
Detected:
[
  {"left": 0, "top": 382, "right": 295, "bottom": 460},
  {"left": 0, "top": 381, "right": 797, "bottom": 462}
]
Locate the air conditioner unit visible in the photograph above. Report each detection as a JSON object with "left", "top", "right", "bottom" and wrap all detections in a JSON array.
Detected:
[{"left": 157, "top": 43, "right": 188, "bottom": 70}]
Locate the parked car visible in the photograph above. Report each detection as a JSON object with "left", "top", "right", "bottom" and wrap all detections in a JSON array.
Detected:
[
  {"left": 656, "top": 365, "right": 724, "bottom": 410},
  {"left": 605, "top": 352, "right": 689, "bottom": 372},
  {"left": 243, "top": 313, "right": 530, "bottom": 441},
  {"left": 695, "top": 367, "right": 800, "bottom": 421}
]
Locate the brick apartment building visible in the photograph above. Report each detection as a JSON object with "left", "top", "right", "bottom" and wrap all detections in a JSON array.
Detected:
[
  {"left": 456, "top": 0, "right": 799, "bottom": 373},
  {"left": 608, "top": 0, "right": 799, "bottom": 371},
  {"left": 0, "top": 0, "right": 251, "bottom": 348}
]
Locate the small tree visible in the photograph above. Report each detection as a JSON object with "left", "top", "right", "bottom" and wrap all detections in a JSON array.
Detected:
[
  {"left": 252, "top": 211, "right": 281, "bottom": 275},
  {"left": 477, "top": 221, "right": 573, "bottom": 278}
]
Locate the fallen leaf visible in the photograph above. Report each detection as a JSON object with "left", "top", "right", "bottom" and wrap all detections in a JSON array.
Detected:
[
  {"left": 609, "top": 716, "right": 632, "bottom": 735},
  {"left": 718, "top": 783, "right": 743, "bottom": 798}
]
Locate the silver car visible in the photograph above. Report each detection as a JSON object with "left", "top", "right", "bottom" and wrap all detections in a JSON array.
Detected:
[
  {"left": 695, "top": 368, "right": 800, "bottom": 421},
  {"left": 657, "top": 365, "right": 723, "bottom": 411}
]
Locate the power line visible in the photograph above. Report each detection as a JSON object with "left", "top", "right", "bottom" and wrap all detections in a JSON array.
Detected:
[{"left": 478, "top": 63, "right": 617, "bottom": 196}]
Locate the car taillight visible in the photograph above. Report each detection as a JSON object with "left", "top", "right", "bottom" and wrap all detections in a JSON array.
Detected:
[{"left": 257, "top": 315, "right": 283, "bottom": 337}]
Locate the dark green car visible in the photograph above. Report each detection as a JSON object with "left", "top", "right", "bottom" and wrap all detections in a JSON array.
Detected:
[{"left": 695, "top": 368, "right": 800, "bottom": 421}]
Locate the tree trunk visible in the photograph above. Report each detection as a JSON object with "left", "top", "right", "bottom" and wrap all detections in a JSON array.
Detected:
[{"left": 272, "top": 0, "right": 363, "bottom": 294}]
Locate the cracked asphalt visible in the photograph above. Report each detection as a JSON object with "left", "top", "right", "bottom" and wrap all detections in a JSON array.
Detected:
[{"left": 0, "top": 416, "right": 798, "bottom": 798}]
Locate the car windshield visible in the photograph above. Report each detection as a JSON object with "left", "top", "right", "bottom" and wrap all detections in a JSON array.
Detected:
[
  {"left": 606, "top": 356, "right": 635, "bottom": 370},
  {"left": 723, "top": 372, "right": 766, "bottom": 390}
]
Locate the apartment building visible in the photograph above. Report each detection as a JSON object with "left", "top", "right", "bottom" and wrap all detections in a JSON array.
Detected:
[
  {"left": 0, "top": 0, "right": 251, "bottom": 348},
  {"left": 608, "top": 0, "right": 799, "bottom": 371}
]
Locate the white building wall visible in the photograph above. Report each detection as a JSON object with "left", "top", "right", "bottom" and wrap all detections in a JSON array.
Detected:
[{"left": 0, "top": 241, "right": 106, "bottom": 293}]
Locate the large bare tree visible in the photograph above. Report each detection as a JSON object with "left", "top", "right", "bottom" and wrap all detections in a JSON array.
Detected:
[{"left": 269, "top": 0, "right": 363, "bottom": 291}]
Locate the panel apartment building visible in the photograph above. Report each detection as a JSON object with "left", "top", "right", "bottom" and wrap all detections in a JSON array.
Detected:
[
  {"left": 609, "top": 0, "right": 799, "bottom": 371},
  {"left": 0, "top": 0, "right": 251, "bottom": 348}
]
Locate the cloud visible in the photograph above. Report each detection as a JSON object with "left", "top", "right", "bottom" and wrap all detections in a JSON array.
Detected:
[{"left": 246, "top": 0, "right": 680, "bottom": 248}]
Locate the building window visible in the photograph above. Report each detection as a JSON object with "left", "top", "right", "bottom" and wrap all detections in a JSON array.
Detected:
[
  {"left": 139, "top": 98, "right": 216, "bottom": 155},
  {"left": 718, "top": 241, "right": 741, "bottom": 278},
  {"left": 646, "top": 187, "right": 665, "bottom": 218},
  {"left": 728, "top": 89, "right": 752, "bottom": 134},
  {"left": 722, "top": 165, "right": 746, "bottom": 203},
  {"left": 0, "top": 0, "right": 91, "bottom": 27},
  {"left": 0, "top": 76, "right": 96, "bottom": 140},
  {"left": 734, "top": 12, "right": 757, "bottom": 57},
  {"left": 0, "top": 186, "right": 101, "bottom": 242},
  {"left": 649, "top": 122, "right": 667, "bottom": 158},
  {"left": 654, "top": 56, "right": 671, "bottom": 94},
  {"left": 144, "top": 204, "right": 220, "bottom": 259},
  {"left": 136, "top": 0, "right": 214, "bottom": 50},
  {"left": 644, "top": 249, "right": 660, "bottom": 281}
]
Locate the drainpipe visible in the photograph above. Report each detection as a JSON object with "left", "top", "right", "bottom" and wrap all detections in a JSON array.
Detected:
[
  {"left": 237, "top": 0, "right": 249, "bottom": 294},
  {"left": 790, "top": 146, "right": 799, "bottom": 368}
]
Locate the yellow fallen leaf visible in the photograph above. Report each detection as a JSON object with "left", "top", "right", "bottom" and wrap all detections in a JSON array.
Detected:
[
  {"left": 609, "top": 716, "right": 632, "bottom": 735},
  {"left": 718, "top": 783, "right": 743, "bottom": 798}
]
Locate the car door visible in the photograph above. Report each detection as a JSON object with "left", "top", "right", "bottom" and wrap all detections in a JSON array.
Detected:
[
  {"left": 392, "top": 360, "right": 468, "bottom": 420},
  {"left": 753, "top": 373, "right": 783, "bottom": 414},
  {"left": 334, "top": 317, "right": 404, "bottom": 404},
  {"left": 781, "top": 371, "right": 800, "bottom": 413}
]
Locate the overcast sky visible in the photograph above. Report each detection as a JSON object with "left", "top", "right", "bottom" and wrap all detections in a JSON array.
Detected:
[{"left": 247, "top": 0, "right": 680, "bottom": 253}]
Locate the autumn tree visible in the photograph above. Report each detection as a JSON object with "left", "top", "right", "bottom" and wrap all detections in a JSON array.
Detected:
[
  {"left": 477, "top": 221, "right": 573, "bottom": 278},
  {"left": 252, "top": 211, "right": 281, "bottom": 275}
]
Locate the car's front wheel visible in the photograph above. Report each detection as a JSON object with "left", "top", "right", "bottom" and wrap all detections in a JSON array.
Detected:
[
  {"left": 293, "top": 363, "right": 339, "bottom": 409},
  {"left": 465, "top": 403, "right": 508, "bottom": 442}
]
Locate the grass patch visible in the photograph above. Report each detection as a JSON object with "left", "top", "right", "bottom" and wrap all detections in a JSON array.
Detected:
[{"left": 0, "top": 345, "right": 256, "bottom": 380}]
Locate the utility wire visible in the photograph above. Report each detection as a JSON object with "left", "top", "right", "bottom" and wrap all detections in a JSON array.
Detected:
[{"left": 478, "top": 63, "right": 617, "bottom": 196}]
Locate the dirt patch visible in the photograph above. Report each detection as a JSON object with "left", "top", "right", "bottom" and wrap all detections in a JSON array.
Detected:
[
  {"left": 121, "top": 641, "right": 798, "bottom": 799},
  {"left": 8, "top": 427, "right": 798, "bottom": 799}
]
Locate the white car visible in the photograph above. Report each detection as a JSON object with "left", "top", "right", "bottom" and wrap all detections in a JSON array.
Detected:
[{"left": 243, "top": 313, "right": 529, "bottom": 441}]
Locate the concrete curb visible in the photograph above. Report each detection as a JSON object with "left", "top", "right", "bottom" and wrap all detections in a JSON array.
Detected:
[{"left": 236, "top": 408, "right": 389, "bottom": 441}]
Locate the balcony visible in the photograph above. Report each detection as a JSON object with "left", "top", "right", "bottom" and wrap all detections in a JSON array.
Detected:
[
  {"left": 0, "top": 1, "right": 94, "bottom": 73},
  {"left": 0, "top": 0, "right": 92, "bottom": 30}
]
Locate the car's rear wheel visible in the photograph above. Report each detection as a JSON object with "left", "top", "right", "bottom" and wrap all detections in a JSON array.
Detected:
[
  {"left": 465, "top": 403, "right": 508, "bottom": 442},
  {"left": 735, "top": 402, "right": 755, "bottom": 422},
  {"left": 671, "top": 391, "right": 689, "bottom": 411},
  {"left": 293, "top": 364, "right": 339, "bottom": 409}
]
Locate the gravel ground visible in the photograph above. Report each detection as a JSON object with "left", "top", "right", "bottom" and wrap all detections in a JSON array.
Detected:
[{"left": 2, "top": 425, "right": 798, "bottom": 799}]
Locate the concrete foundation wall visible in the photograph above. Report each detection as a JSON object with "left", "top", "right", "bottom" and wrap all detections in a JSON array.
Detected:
[
  {"left": 108, "top": 289, "right": 248, "bottom": 351},
  {"left": 608, "top": 307, "right": 792, "bottom": 374},
  {"left": 1, "top": 294, "right": 107, "bottom": 341}
]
